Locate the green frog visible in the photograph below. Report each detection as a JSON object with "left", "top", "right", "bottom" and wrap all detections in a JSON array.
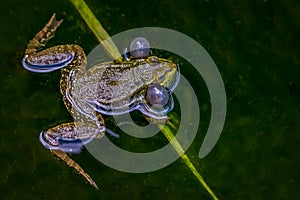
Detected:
[{"left": 22, "top": 14, "right": 179, "bottom": 189}]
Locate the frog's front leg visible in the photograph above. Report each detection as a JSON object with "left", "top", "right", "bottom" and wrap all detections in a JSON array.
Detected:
[{"left": 40, "top": 122, "right": 105, "bottom": 189}]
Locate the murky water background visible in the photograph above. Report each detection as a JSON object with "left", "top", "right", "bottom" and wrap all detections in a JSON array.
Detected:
[{"left": 0, "top": 0, "right": 299, "bottom": 199}]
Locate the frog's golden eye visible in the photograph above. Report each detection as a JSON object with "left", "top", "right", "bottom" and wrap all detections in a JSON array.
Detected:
[
  {"left": 130, "top": 37, "right": 150, "bottom": 58},
  {"left": 158, "top": 74, "right": 165, "bottom": 82},
  {"left": 149, "top": 56, "right": 159, "bottom": 63}
]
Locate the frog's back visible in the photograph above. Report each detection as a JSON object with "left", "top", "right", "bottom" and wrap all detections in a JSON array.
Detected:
[{"left": 73, "top": 59, "right": 154, "bottom": 105}]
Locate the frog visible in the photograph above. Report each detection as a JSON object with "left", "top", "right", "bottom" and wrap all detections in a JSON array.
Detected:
[{"left": 22, "top": 13, "right": 180, "bottom": 189}]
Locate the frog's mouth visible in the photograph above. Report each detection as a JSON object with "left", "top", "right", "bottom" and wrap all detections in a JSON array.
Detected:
[
  {"left": 162, "top": 64, "right": 180, "bottom": 92},
  {"left": 170, "top": 64, "right": 180, "bottom": 92}
]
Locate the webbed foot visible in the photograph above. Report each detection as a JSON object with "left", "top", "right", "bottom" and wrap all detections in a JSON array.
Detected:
[{"left": 51, "top": 149, "right": 99, "bottom": 189}]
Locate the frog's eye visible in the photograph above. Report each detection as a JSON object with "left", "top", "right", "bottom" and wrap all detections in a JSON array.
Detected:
[
  {"left": 130, "top": 37, "right": 150, "bottom": 58},
  {"left": 158, "top": 74, "right": 165, "bottom": 82},
  {"left": 149, "top": 56, "right": 159, "bottom": 63},
  {"left": 146, "top": 84, "right": 169, "bottom": 107}
]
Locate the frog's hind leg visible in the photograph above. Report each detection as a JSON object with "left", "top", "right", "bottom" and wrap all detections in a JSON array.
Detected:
[
  {"left": 22, "top": 14, "right": 77, "bottom": 73},
  {"left": 51, "top": 149, "right": 99, "bottom": 189},
  {"left": 40, "top": 121, "right": 105, "bottom": 189},
  {"left": 25, "top": 13, "right": 63, "bottom": 55}
]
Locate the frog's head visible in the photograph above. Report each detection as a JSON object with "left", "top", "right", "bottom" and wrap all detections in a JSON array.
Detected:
[
  {"left": 144, "top": 56, "right": 180, "bottom": 91},
  {"left": 126, "top": 37, "right": 179, "bottom": 90},
  {"left": 136, "top": 56, "right": 180, "bottom": 119}
]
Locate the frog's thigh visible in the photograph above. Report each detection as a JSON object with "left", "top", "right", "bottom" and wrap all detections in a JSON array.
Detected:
[
  {"left": 40, "top": 122, "right": 104, "bottom": 153},
  {"left": 40, "top": 122, "right": 102, "bottom": 189}
]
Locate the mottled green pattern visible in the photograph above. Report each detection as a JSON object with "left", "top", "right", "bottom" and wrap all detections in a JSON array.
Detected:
[{"left": 0, "top": 0, "right": 299, "bottom": 199}]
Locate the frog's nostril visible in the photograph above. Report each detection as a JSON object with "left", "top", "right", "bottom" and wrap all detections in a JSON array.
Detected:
[{"left": 146, "top": 84, "right": 169, "bottom": 107}]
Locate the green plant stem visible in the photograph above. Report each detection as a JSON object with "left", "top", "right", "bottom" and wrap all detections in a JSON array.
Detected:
[
  {"left": 69, "top": 0, "right": 122, "bottom": 61},
  {"left": 158, "top": 123, "right": 218, "bottom": 200}
]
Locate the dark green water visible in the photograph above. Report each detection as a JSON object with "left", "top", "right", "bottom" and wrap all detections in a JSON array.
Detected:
[{"left": 0, "top": 0, "right": 299, "bottom": 199}]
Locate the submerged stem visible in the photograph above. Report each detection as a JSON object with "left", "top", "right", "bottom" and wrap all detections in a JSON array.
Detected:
[
  {"left": 69, "top": 0, "right": 122, "bottom": 61},
  {"left": 158, "top": 121, "right": 218, "bottom": 200}
]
